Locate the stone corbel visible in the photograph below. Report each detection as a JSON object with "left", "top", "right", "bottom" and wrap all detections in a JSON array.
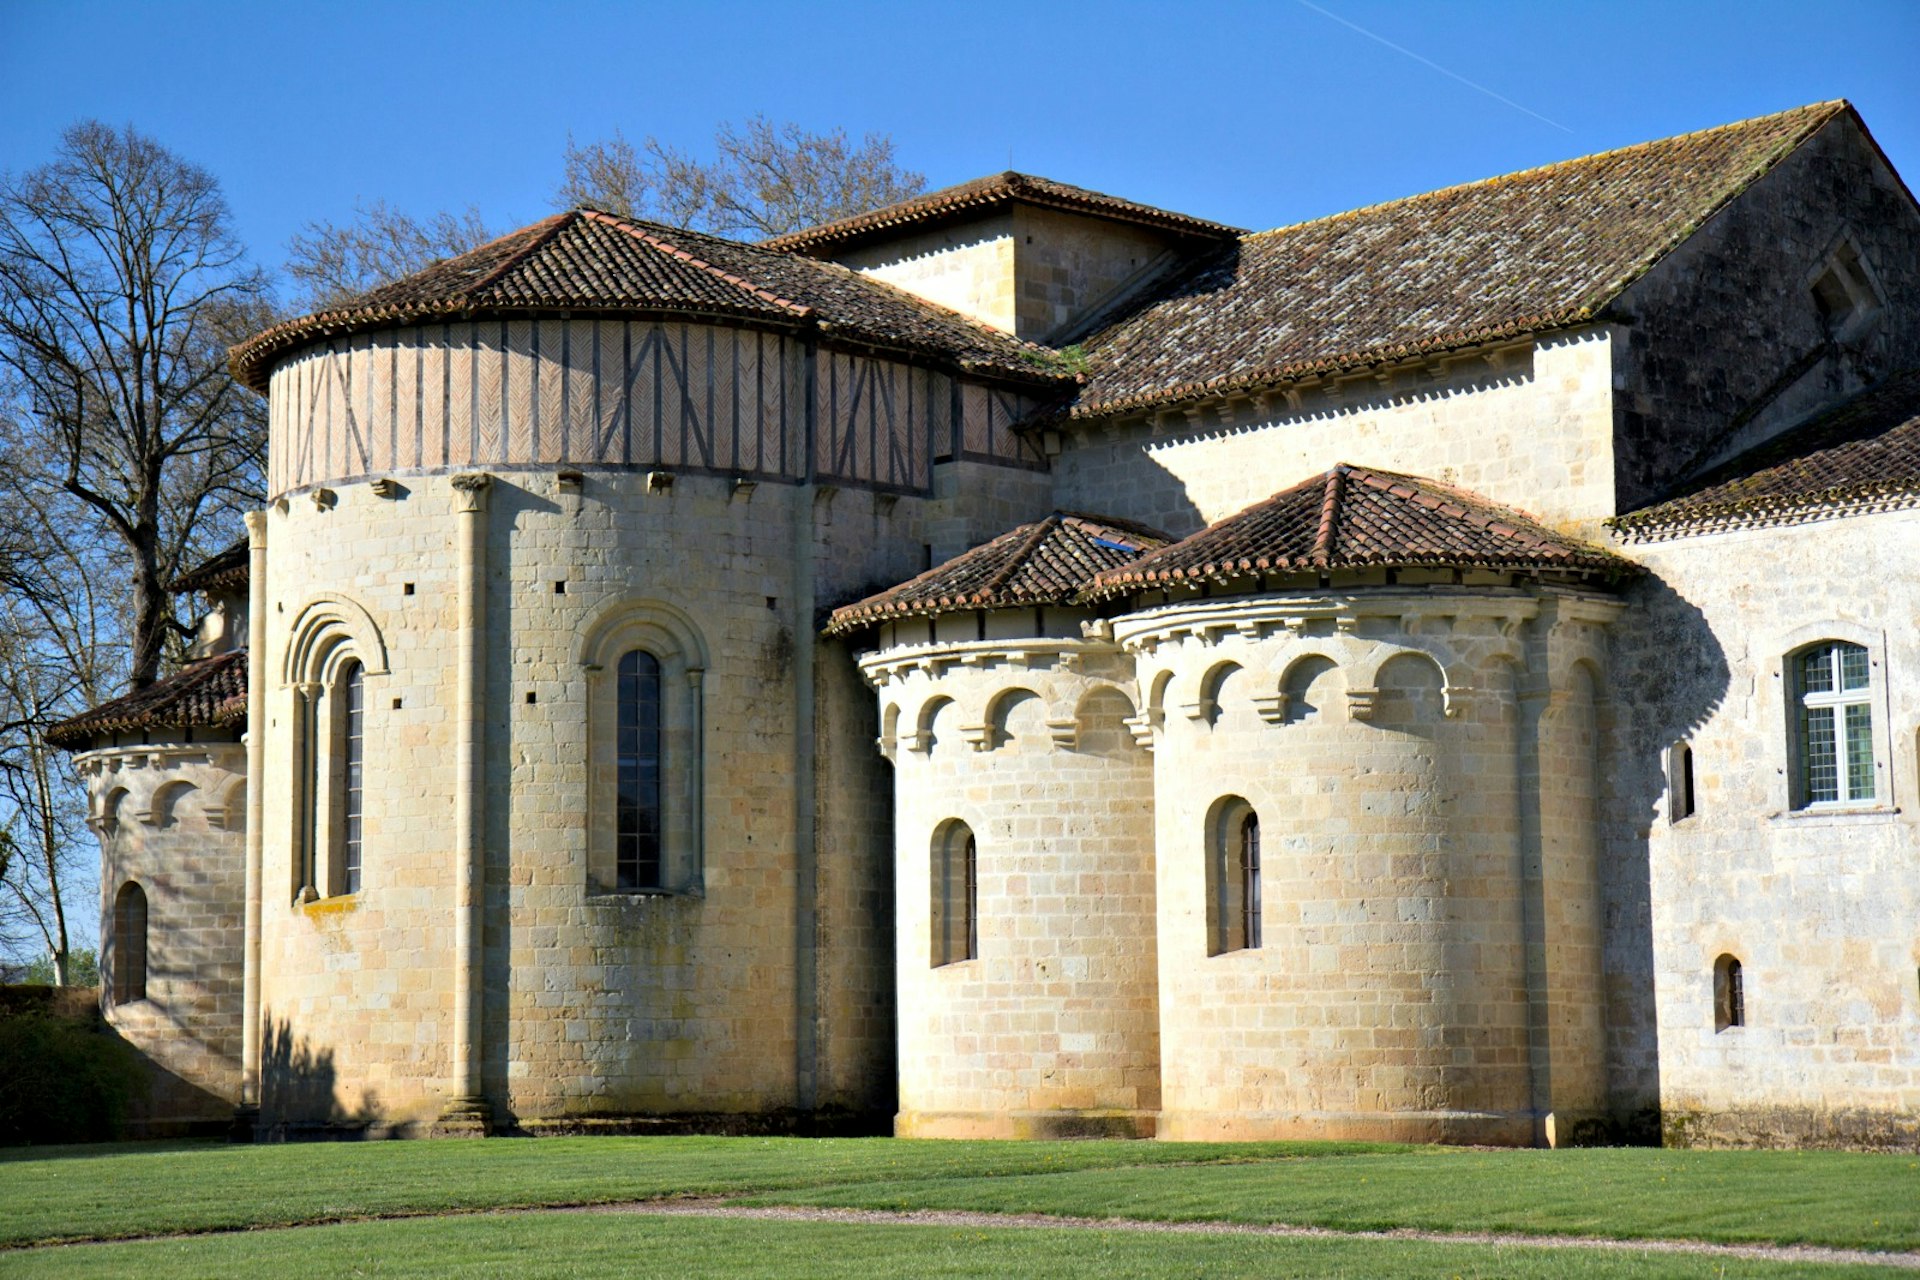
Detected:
[
  {"left": 874, "top": 733, "right": 898, "bottom": 763},
  {"left": 1045, "top": 717, "right": 1079, "bottom": 749},
  {"left": 960, "top": 723, "right": 992, "bottom": 752},
  {"left": 1181, "top": 698, "right": 1216, "bottom": 723},
  {"left": 1122, "top": 709, "right": 1161, "bottom": 752},
  {"left": 1080, "top": 618, "right": 1114, "bottom": 643},
  {"left": 1441, "top": 685, "right": 1470, "bottom": 719},
  {"left": 902, "top": 729, "right": 934, "bottom": 755},
  {"left": 370, "top": 477, "right": 401, "bottom": 498},
  {"left": 311, "top": 487, "right": 338, "bottom": 511},
  {"left": 1252, "top": 692, "right": 1290, "bottom": 724},
  {"left": 1346, "top": 687, "right": 1381, "bottom": 722}
]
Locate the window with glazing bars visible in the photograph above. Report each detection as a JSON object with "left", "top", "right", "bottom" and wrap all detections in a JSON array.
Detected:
[
  {"left": 1795, "top": 642, "right": 1875, "bottom": 806},
  {"left": 342, "top": 662, "right": 364, "bottom": 893},
  {"left": 616, "top": 650, "right": 663, "bottom": 889}
]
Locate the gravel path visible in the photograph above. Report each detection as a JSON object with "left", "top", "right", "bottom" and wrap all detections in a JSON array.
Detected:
[{"left": 590, "top": 1198, "right": 1920, "bottom": 1271}]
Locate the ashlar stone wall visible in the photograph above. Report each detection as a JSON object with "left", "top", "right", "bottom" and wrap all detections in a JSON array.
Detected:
[
  {"left": 79, "top": 742, "right": 246, "bottom": 1129},
  {"left": 1118, "top": 584, "right": 1621, "bottom": 1145},
  {"left": 1613, "top": 506, "right": 1920, "bottom": 1149},
  {"left": 1051, "top": 330, "right": 1618, "bottom": 539},
  {"left": 868, "top": 628, "right": 1161, "bottom": 1137}
]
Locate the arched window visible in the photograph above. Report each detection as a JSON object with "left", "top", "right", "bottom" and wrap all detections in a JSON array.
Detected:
[
  {"left": 1669, "top": 741, "right": 1696, "bottom": 822},
  {"left": 340, "top": 660, "right": 365, "bottom": 894},
  {"left": 1713, "top": 954, "right": 1745, "bottom": 1031},
  {"left": 931, "top": 821, "right": 976, "bottom": 967},
  {"left": 1207, "top": 798, "right": 1260, "bottom": 955},
  {"left": 1793, "top": 642, "right": 1874, "bottom": 807},
  {"left": 617, "top": 650, "right": 664, "bottom": 891},
  {"left": 113, "top": 881, "right": 147, "bottom": 1004},
  {"left": 581, "top": 600, "right": 707, "bottom": 896}
]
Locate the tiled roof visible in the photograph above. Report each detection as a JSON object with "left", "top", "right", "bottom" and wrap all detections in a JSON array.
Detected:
[
  {"left": 1070, "top": 102, "right": 1852, "bottom": 418},
  {"left": 231, "top": 209, "right": 1068, "bottom": 392},
  {"left": 1083, "top": 465, "right": 1634, "bottom": 600},
  {"left": 765, "top": 171, "right": 1243, "bottom": 255},
  {"left": 171, "top": 538, "right": 249, "bottom": 595},
  {"left": 46, "top": 649, "right": 248, "bottom": 750},
  {"left": 1612, "top": 369, "right": 1920, "bottom": 539},
  {"left": 826, "top": 512, "right": 1170, "bottom": 635}
]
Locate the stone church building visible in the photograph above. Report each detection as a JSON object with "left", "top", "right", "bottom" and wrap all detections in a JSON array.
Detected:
[{"left": 51, "top": 100, "right": 1920, "bottom": 1148}]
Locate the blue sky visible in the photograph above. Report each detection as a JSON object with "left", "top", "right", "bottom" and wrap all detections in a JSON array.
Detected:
[{"left": 3, "top": 0, "right": 1918, "bottom": 289}]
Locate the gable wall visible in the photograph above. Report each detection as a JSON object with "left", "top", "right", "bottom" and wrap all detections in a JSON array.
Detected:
[
  {"left": 836, "top": 216, "right": 1020, "bottom": 335},
  {"left": 1611, "top": 116, "right": 1920, "bottom": 511},
  {"left": 1051, "top": 330, "right": 1618, "bottom": 538}
]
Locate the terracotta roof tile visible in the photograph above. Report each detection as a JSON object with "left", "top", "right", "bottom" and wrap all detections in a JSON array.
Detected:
[
  {"left": 170, "top": 538, "right": 249, "bottom": 595},
  {"left": 765, "top": 172, "right": 1243, "bottom": 255},
  {"left": 826, "top": 512, "right": 1170, "bottom": 635},
  {"left": 1083, "top": 465, "right": 1634, "bottom": 599},
  {"left": 1612, "top": 369, "right": 1920, "bottom": 538},
  {"left": 1070, "top": 102, "right": 1851, "bottom": 418},
  {"left": 47, "top": 650, "right": 248, "bottom": 750},
  {"left": 231, "top": 210, "right": 1067, "bottom": 392}
]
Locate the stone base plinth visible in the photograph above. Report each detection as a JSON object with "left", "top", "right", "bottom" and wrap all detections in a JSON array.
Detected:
[
  {"left": 1156, "top": 1108, "right": 1539, "bottom": 1147},
  {"left": 896, "top": 1109, "right": 1158, "bottom": 1140},
  {"left": 429, "top": 1097, "right": 494, "bottom": 1139}
]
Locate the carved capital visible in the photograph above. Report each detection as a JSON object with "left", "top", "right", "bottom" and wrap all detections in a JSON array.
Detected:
[
  {"left": 960, "top": 723, "right": 992, "bottom": 753},
  {"left": 1346, "top": 687, "right": 1381, "bottom": 722},
  {"left": 450, "top": 472, "right": 493, "bottom": 513}
]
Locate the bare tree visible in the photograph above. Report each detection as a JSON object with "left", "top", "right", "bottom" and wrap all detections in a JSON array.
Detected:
[
  {"left": 0, "top": 120, "right": 270, "bottom": 691},
  {"left": 0, "top": 489, "right": 117, "bottom": 985},
  {"left": 285, "top": 200, "right": 494, "bottom": 310},
  {"left": 557, "top": 116, "right": 927, "bottom": 239}
]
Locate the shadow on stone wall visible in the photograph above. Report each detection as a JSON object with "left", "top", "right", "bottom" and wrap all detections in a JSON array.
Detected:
[
  {"left": 1602, "top": 568, "right": 1731, "bottom": 1142},
  {"left": 258, "top": 1014, "right": 381, "bottom": 1139}
]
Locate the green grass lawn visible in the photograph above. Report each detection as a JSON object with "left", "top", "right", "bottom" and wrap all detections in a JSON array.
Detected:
[
  {"left": 1, "top": 1135, "right": 1915, "bottom": 1277},
  {"left": 4, "top": 1213, "right": 1907, "bottom": 1280}
]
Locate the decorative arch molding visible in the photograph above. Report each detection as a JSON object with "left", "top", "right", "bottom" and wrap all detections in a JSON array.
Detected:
[
  {"left": 907, "top": 695, "right": 956, "bottom": 755},
  {"left": 147, "top": 779, "right": 199, "bottom": 829},
  {"left": 282, "top": 593, "right": 390, "bottom": 685},
  {"left": 578, "top": 594, "right": 710, "bottom": 895},
  {"left": 577, "top": 595, "right": 711, "bottom": 673},
  {"left": 1184, "top": 659, "right": 1244, "bottom": 725}
]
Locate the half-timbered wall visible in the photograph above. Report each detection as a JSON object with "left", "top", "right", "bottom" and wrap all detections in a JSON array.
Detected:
[{"left": 266, "top": 320, "right": 1045, "bottom": 499}]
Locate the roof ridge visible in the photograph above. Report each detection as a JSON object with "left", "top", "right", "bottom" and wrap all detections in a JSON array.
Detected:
[
  {"left": 976, "top": 513, "right": 1062, "bottom": 600},
  {"left": 1238, "top": 101, "right": 1846, "bottom": 250},
  {"left": 580, "top": 209, "right": 815, "bottom": 318},
  {"left": 464, "top": 212, "right": 574, "bottom": 298},
  {"left": 1311, "top": 465, "right": 1346, "bottom": 567}
]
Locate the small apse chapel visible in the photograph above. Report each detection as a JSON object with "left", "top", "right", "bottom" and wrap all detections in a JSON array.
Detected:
[{"left": 51, "top": 100, "right": 1920, "bottom": 1149}]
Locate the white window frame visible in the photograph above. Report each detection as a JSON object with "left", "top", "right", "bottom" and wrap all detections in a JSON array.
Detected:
[{"left": 1792, "top": 641, "right": 1877, "bottom": 809}]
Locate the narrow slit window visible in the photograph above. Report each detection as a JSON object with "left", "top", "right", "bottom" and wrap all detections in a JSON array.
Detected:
[
  {"left": 1239, "top": 812, "right": 1262, "bottom": 949},
  {"left": 931, "top": 822, "right": 976, "bottom": 967},
  {"left": 616, "top": 650, "right": 664, "bottom": 890},
  {"left": 113, "top": 881, "right": 147, "bottom": 1004},
  {"left": 1714, "top": 954, "right": 1745, "bottom": 1031},
  {"left": 1670, "top": 741, "right": 1696, "bottom": 822},
  {"left": 1209, "top": 798, "right": 1260, "bottom": 955}
]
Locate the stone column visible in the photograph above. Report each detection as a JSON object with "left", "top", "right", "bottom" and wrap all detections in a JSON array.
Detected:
[
  {"left": 236, "top": 510, "right": 269, "bottom": 1136},
  {"left": 440, "top": 472, "right": 493, "bottom": 1135}
]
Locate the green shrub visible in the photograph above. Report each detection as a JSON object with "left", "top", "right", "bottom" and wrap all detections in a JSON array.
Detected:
[{"left": 0, "top": 1000, "right": 145, "bottom": 1145}]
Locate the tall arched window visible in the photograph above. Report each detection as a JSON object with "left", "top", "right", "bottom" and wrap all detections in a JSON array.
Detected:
[
  {"left": 1207, "top": 797, "right": 1260, "bottom": 955},
  {"left": 1793, "top": 642, "right": 1874, "bottom": 806},
  {"left": 931, "top": 821, "right": 976, "bottom": 967},
  {"left": 340, "top": 661, "right": 365, "bottom": 894},
  {"left": 617, "top": 650, "right": 664, "bottom": 891},
  {"left": 113, "top": 881, "right": 147, "bottom": 1004},
  {"left": 1239, "top": 812, "right": 1262, "bottom": 950},
  {"left": 1713, "top": 954, "right": 1745, "bottom": 1031}
]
